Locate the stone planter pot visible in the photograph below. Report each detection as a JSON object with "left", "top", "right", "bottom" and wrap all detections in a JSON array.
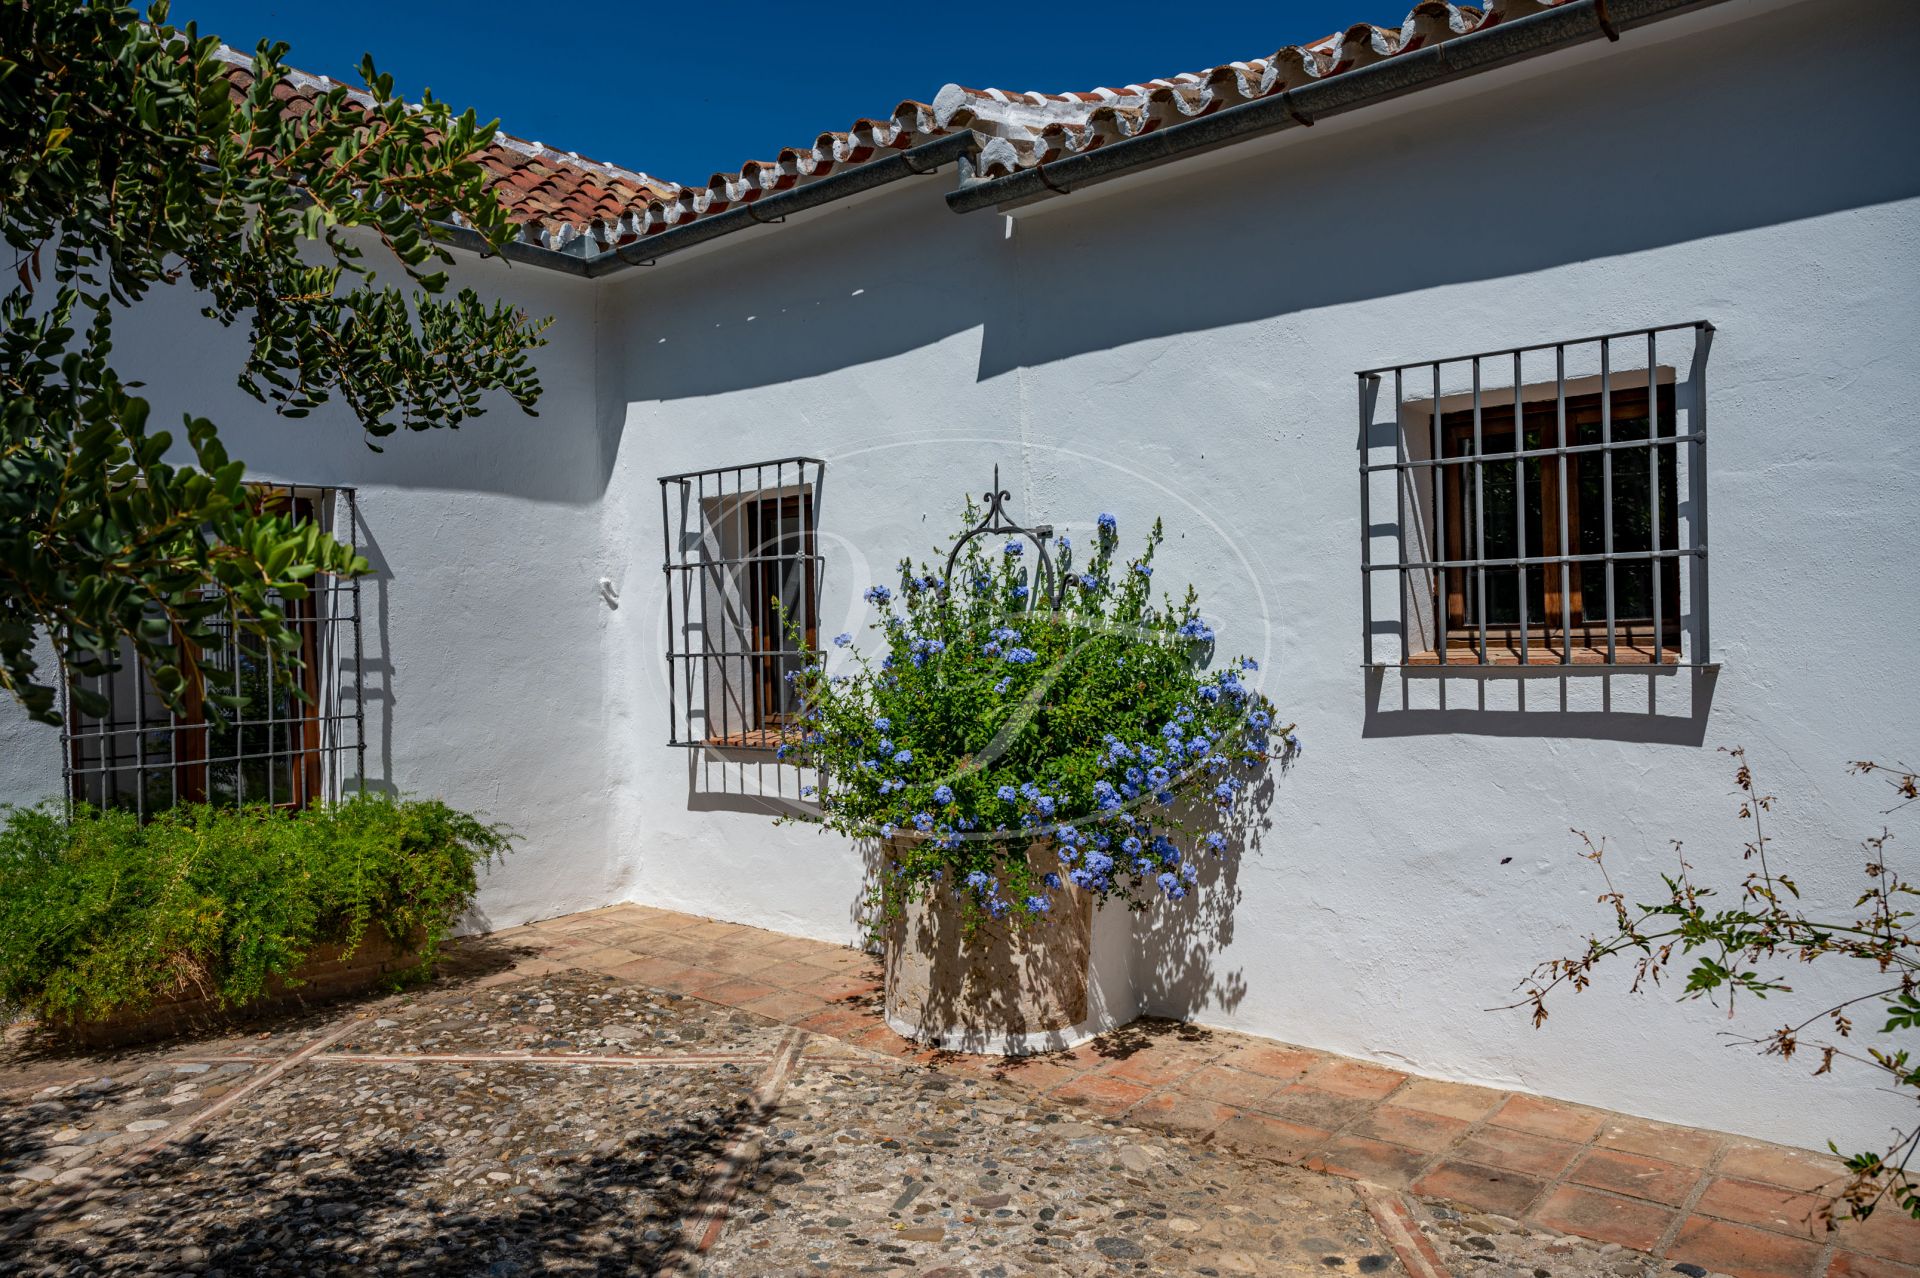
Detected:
[
  {"left": 882, "top": 841, "right": 1129, "bottom": 1055},
  {"left": 52, "top": 931, "right": 427, "bottom": 1049}
]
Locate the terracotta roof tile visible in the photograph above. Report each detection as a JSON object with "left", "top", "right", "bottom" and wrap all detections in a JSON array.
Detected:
[{"left": 212, "top": 0, "right": 1573, "bottom": 256}]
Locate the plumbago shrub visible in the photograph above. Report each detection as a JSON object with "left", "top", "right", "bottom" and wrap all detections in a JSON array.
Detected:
[
  {"left": 0, "top": 796, "right": 509, "bottom": 1026},
  {"left": 779, "top": 507, "right": 1294, "bottom": 929}
]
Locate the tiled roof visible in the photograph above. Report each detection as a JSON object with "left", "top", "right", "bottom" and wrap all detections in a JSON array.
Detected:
[
  {"left": 219, "top": 0, "right": 1564, "bottom": 259},
  {"left": 935, "top": 0, "right": 1558, "bottom": 178}
]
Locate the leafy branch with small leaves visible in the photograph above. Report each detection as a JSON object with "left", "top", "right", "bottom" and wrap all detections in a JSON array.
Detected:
[
  {"left": 1518, "top": 748, "right": 1919, "bottom": 1226},
  {"left": 1, "top": 1, "right": 551, "bottom": 726}
]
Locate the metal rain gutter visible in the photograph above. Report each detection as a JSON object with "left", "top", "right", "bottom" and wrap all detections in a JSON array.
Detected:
[
  {"left": 944, "top": 0, "right": 1738, "bottom": 216},
  {"left": 581, "top": 131, "right": 977, "bottom": 278}
]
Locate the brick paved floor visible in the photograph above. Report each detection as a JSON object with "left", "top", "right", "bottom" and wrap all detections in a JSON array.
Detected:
[{"left": 490, "top": 902, "right": 1918, "bottom": 1278}]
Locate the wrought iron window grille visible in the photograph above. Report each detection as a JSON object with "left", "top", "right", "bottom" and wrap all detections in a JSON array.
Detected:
[
  {"left": 59, "top": 483, "right": 367, "bottom": 815},
  {"left": 659, "top": 458, "right": 825, "bottom": 749},
  {"left": 943, "top": 465, "right": 1066, "bottom": 610},
  {"left": 1356, "top": 321, "right": 1714, "bottom": 671}
]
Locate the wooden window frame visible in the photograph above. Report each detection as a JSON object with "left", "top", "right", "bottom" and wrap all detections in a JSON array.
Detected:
[{"left": 1424, "top": 385, "right": 1681, "bottom": 666}]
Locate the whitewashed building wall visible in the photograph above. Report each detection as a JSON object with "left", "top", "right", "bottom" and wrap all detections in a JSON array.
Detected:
[{"left": 3, "top": 0, "right": 1915, "bottom": 1153}]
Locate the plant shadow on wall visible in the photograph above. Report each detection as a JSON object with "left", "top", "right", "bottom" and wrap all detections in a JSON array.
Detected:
[
  {"left": 776, "top": 489, "right": 1294, "bottom": 1047},
  {"left": 1518, "top": 748, "right": 1920, "bottom": 1228}
]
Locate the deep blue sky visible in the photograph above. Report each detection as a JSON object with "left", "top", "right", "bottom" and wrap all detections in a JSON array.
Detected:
[{"left": 171, "top": 2, "right": 1367, "bottom": 186}]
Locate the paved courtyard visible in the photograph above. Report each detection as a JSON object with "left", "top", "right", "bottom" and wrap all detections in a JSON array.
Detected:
[{"left": 2, "top": 903, "right": 1914, "bottom": 1278}]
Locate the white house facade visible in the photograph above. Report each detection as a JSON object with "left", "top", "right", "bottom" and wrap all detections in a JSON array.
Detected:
[{"left": 4, "top": 0, "right": 1917, "bottom": 1157}]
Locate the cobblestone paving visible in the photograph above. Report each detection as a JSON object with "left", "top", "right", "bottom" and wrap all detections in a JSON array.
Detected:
[{"left": 3, "top": 913, "right": 1910, "bottom": 1278}]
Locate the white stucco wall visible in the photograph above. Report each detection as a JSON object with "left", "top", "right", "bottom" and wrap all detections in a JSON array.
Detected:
[
  {"left": 593, "top": 0, "right": 1920, "bottom": 1154},
  {"left": 3, "top": 0, "right": 1914, "bottom": 1154},
  {"left": 0, "top": 253, "right": 624, "bottom": 930}
]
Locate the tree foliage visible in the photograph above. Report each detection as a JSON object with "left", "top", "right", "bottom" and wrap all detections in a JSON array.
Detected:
[
  {"left": 1520, "top": 749, "right": 1920, "bottom": 1225},
  {"left": 0, "top": 1, "right": 552, "bottom": 725}
]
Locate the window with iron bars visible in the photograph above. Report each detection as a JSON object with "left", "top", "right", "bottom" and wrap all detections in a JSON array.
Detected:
[
  {"left": 60, "top": 484, "right": 366, "bottom": 814},
  {"left": 659, "top": 459, "right": 823, "bottom": 748},
  {"left": 1357, "top": 322, "right": 1712, "bottom": 668}
]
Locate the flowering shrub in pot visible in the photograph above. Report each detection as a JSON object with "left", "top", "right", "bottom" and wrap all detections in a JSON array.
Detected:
[{"left": 779, "top": 505, "right": 1292, "bottom": 1052}]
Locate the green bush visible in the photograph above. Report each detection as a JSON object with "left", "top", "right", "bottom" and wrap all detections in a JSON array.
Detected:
[{"left": 0, "top": 796, "right": 510, "bottom": 1025}]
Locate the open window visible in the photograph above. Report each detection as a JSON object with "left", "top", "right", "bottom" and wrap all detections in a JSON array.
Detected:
[
  {"left": 659, "top": 459, "right": 823, "bottom": 747},
  {"left": 61, "top": 484, "right": 365, "bottom": 813}
]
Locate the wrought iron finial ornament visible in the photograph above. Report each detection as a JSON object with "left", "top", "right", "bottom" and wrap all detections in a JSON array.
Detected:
[{"left": 943, "top": 465, "right": 1065, "bottom": 609}]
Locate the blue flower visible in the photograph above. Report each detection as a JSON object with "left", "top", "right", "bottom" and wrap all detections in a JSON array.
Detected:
[
  {"left": 926, "top": 640, "right": 945, "bottom": 655},
  {"left": 913, "top": 811, "right": 934, "bottom": 832},
  {"left": 1024, "top": 895, "right": 1052, "bottom": 915},
  {"left": 873, "top": 717, "right": 891, "bottom": 732},
  {"left": 993, "top": 677, "right": 1011, "bottom": 693},
  {"left": 1011, "top": 583, "right": 1029, "bottom": 599},
  {"left": 1122, "top": 836, "right": 1142, "bottom": 855},
  {"left": 1133, "top": 563, "right": 1152, "bottom": 577},
  {"left": 1147, "top": 765, "right": 1170, "bottom": 788},
  {"left": 965, "top": 870, "right": 990, "bottom": 890},
  {"left": 997, "top": 785, "right": 1018, "bottom": 803},
  {"left": 1057, "top": 535, "right": 1071, "bottom": 551},
  {"left": 1249, "top": 710, "right": 1271, "bottom": 729},
  {"left": 1240, "top": 657, "right": 1259, "bottom": 671},
  {"left": 833, "top": 632, "right": 853, "bottom": 647},
  {"left": 1080, "top": 573, "right": 1099, "bottom": 590},
  {"left": 1097, "top": 512, "right": 1117, "bottom": 534},
  {"left": 1214, "top": 782, "right": 1234, "bottom": 802},
  {"left": 880, "top": 822, "right": 895, "bottom": 838},
  {"left": 933, "top": 784, "right": 954, "bottom": 804},
  {"left": 1198, "top": 686, "right": 1221, "bottom": 703},
  {"left": 1187, "top": 738, "right": 1210, "bottom": 757},
  {"left": 1043, "top": 872, "right": 1063, "bottom": 889},
  {"left": 1003, "top": 541, "right": 1024, "bottom": 557},
  {"left": 878, "top": 738, "right": 894, "bottom": 754},
  {"left": 894, "top": 749, "right": 913, "bottom": 764},
  {"left": 1035, "top": 796, "right": 1056, "bottom": 817},
  {"left": 863, "top": 585, "right": 892, "bottom": 605},
  {"left": 1005, "top": 647, "right": 1038, "bottom": 664}
]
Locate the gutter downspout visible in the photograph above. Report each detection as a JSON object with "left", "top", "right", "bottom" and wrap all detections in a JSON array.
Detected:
[{"left": 944, "top": 0, "right": 1737, "bottom": 216}]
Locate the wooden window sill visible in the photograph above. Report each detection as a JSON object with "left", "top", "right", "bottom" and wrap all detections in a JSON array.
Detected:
[
  {"left": 1407, "top": 641, "right": 1683, "bottom": 667},
  {"left": 702, "top": 729, "right": 800, "bottom": 750}
]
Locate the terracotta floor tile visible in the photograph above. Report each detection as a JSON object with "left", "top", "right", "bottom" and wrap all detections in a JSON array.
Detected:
[
  {"left": 985, "top": 1057, "right": 1086, "bottom": 1093},
  {"left": 1179, "top": 1064, "right": 1287, "bottom": 1107},
  {"left": 1249, "top": 1084, "right": 1379, "bottom": 1131},
  {"left": 1353, "top": 1105, "right": 1473, "bottom": 1153},
  {"left": 1214, "top": 1110, "right": 1332, "bottom": 1161},
  {"left": 1671, "top": 1215, "right": 1826, "bottom": 1278},
  {"left": 704, "top": 947, "right": 785, "bottom": 978},
  {"left": 1386, "top": 1077, "right": 1505, "bottom": 1123},
  {"left": 796, "top": 972, "right": 883, "bottom": 1003},
  {"left": 1830, "top": 1249, "right": 1920, "bottom": 1278},
  {"left": 1531, "top": 1184, "right": 1677, "bottom": 1252},
  {"left": 1126, "top": 1092, "right": 1238, "bottom": 1138},
  {"left": 1305, "top": 1058, "right": 1410, "bottom": 1101},
  {"left": 1718, "top": 1143, "right": 1852, "bottom": 1196},
  {"left": 1567, "top": 1147, "right": 1703, "bottom": 1207},
  {"left": 738, "top": 989, "right": 830, "bottom": 1023},
  {"left": 686, "top": 976, "right": 779, "bottom": 1007},
  {"left": 1219, "top": 1041, "right": 1323, "bottom": 1080},
  {"left": 791, "top": 1004, "right": 877, "bottom": 1039},
  {"left": 1051, "top": 1073, "right": 1152, "bottom": 1118},
  {"left": 602, "top": 955, "right": 705, "bottom": 989},
  {"left": 1451, "top": 1126, "right": 1583, "bottom": 1179},
  {"left": 757, "top": 936, "right": 836, "bottom": 961},
  {"left": 566, "top": 945, "right": 643, "bottom": 971},
  {"left": 1836, "top": 1207, "right": 1920, "bottom": 1268},
  {"left": 1312, "top": 1135, "right": 1433, "bottom": 1190},
  {"left": 1697, "top": 1177, "right": 1830, "bottom": 1239},
  {"left": 1414, "top": 1160, "right": 1549, "bottom": 1219},
  {"left": 1093, "top": 1047, "right": 1201, "bottom": 1089},
  {"left": 1595, "top": 1116, "right": 1725, "bottom": 1168},
  {"left": 753, "top": 960, "right": 838, "bottom": 992},
  {"left": 1490, "top": 1094, "right": 1606, "bottom": 1144}
]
